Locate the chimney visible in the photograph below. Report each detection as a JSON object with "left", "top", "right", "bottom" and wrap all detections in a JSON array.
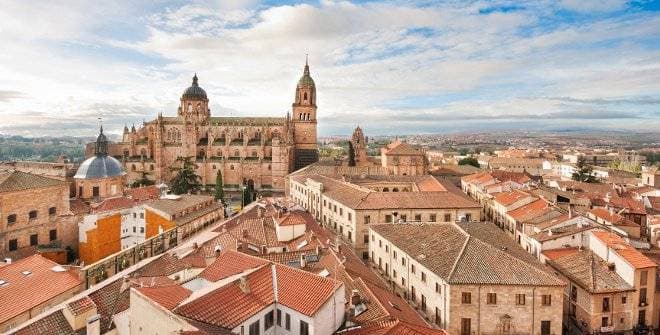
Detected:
[
  {"left": 63, "top": 299, "right": 98, "bottom": 332},
  {"left": 238, "top": 276, "right": 251, "bottom": 294},
  {"left": 192, "top": 242, "right": 199, "bottom": 249},
  {"left": 300, "top": 254, "right": 306, "bottom": 268},
  {"left": 4, "top": 258, "right": 11, "bottom": 264},
  {"left": 86, "top": 314, "right": 101, "bottom": 335},
  {"left": 350, "top": 289, "right": 361, "bottom": 307}
]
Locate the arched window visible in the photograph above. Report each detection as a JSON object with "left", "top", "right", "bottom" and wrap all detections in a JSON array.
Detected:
[
  {"left": 131, "top": 164, "right": 136, "bottom": 171},
  {"left": 230, "top": 165, "right": 234, "bottom": 170},
  {"left": 299, "top": 113, "right": 303, "bottom": 120},
  {"left": 212, "top": 165, "right": 216, "bottom": 170},
  {"left": 234, "top": 150, "right": 239, "bottom": 157},
  {"left": 392, "top": 188, "right": 399, "bottom": 192},
  {"left": 303, "top": 92, "right": 307, "bottom": 101},
  {"left": 383, "top": 187, "right": 389, "bottom": 192},
  {"left": 150, "top": 164, "right": 154, "bottom": 171}
]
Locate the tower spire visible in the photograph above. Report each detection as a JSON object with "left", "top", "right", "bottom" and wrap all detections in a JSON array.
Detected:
[
  {"left": 192, "top": 73, "right": 199, "bottom": 86},
  {"left": 303, "top": 54, "right": 310, "bottom": 76}
]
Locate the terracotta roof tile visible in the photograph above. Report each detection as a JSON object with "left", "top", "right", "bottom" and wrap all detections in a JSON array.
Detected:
[
  {"left": 11, "top": 310, "right": 74, "bottom": 335},
  {"left": 494, "top": 189, "right": 534, "bottom": 206},
  {"left": 125, "top": 185, "right": 161, "bottom": 202},
  {"left": 0, "top": 255, "right": 83, "bottom": 324},
  {"left": 542, "top": 247, "right": 580, "bottom": 261},
  {"left": 92, "top": 196, "right": 135, "bottom": 213},
  {"left": 340, "top": 318, "right": 447, "bottom": 335},
  {"left": 199, "top": 250, "right": 268, "bottom": 282},
  {"left": 547, "top": 250, "right": 634, "bottom": 293},
  {"left": 136, "top": 284, "right": 192, "bottom": 310},
  {"left": 0, "top": 170, "right": 65, "bottom": 193},
  {"left": 67, "top": 296, "right": 96, "bottom": 316},
  {"left": 591, "top": 231, "right": 657, "bottom": 269}
]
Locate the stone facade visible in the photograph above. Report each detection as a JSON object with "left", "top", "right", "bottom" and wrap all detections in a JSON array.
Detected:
[
  {"left": 350, "top": 126, "right": 369, "bottom": 166},
  {"left": 89, "top": 62, "right": 319, "bottom": 192},
  {"left": 0, "top": 172, "right": 72, "bottom": 258}
]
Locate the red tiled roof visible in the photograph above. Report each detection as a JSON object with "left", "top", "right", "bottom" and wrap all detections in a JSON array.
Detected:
[
  {"left": 277, "top": 211, "right": 307, "bottom": 226},
  {"left": 588, "top": 208, "right": 637, "bottom": 226},
  {"left": 67, "top": 296, "right": 96, "bottom": 316},
  {"left": 11, "top": 310, "right": 74, "bottom": 335},
  {"left": 92, "top": 196, "right": 135, "bottom": 213},
  {"left": 176, "top": 263, "right": 342, "bottom": 329},
  {"left": 542, "top": 247, "right": 580, "bottom": 261},
  {"left": 0, "top": 254, "right": 83, "bottom": 324},
  {"left": 199, "top": 250, "right": 268, "bottom": 282},
  {"left": 414, "top": 175, "right": 447, "bottom": 192},
  {"left": 507, "top": 198, "right": 550, "bottom": 221},
  {"left": 591, "top": 231, "right": 657, "bottom": 269},
  {"left": 340, "top": 318, "right": 447, "bottom": 335},
  {"left": 126, "top": 185, "right": 161, "bottom": 202},
  {"left": 136, "top": 285, "right": 192, "bottom": 310},
  {"left": 494, "top": 189, "right": 534, "bottom": 206}
]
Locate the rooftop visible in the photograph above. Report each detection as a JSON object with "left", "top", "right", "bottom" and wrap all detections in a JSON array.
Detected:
[
  {"left": 0, "top": 255, "right": 83, "bottom": 325},
  {"left": 547, "top": 250, "right": 634, "bottom": 294},
  {"left": 0, "top": 170, "right": 64, "bottom": 193},
  {"left": 370, "top": 223, "right": 564, "bottom": 286},
  {"left": 591, "top": 231, "right": 656, "bottom": 269}
]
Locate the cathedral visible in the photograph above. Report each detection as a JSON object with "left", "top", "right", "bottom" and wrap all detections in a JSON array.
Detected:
[{"left": 87, "top": 61, "right": 319, "bottom": 192}]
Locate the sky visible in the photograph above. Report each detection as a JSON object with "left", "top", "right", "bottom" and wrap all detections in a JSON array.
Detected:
[{"left": 0, "top": 0, "right": 659, "bottom": 137}]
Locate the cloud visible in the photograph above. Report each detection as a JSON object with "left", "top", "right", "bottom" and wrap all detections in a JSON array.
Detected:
[{"left": 0, "top": 0, "right": 657, "bottom": 136}]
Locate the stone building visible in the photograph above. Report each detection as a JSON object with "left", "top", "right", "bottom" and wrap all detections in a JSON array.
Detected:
[
  {"left": 288, "top": 173, "right": 481, "bottom": 258},
  {"left": 380, "top": 140, "right": 428, "bottom": 176},
  {"left": 369, "top": 222, "right": 565, "bottom": 335},
  {"left": 89, "top": 61, "right": 319, "bottom": 192},
  {"left": 350, "top": 126, "right": 369, "bottom": 166},
  {"left": 0, "top": 170, "right": 72, "bottom": 259},
  {"left": 74, "top": 126, "right": 125, "bottom": 201}
]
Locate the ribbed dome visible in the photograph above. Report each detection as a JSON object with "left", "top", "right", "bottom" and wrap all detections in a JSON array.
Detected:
[
  {"left": 74, "top": 155, "right": 125, "bottom": 179},
  {"left": 182, "top": 73, "right": 208, "bottom": 100}
]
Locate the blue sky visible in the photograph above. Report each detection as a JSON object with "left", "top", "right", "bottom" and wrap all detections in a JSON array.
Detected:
[{"left": 0, "top": 0, "right": 658, "bottom": 136}]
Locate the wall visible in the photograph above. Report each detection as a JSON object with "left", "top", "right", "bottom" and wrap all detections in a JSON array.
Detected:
[
  {"left": 145, "top": 209, "right": 176, "bottom": 239},
  {"left": 79, "top": 213, "right": 122, "bottom": 264}
]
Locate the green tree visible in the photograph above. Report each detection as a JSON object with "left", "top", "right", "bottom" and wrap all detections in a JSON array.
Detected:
[
  {"left": 131, "top": 172, "right": 155, "bottom": 188},
  {"left": 458, "top": 157, "right": 480, "bottom": 168},
  {"left": 348, "top": 141, "right": 356, "bottom": 166},
  {"left": 169, "top": 157, "right": 201, "bottom": 195},
  {"left": 214, "top": 169, "right": 225, "bottom": 203},
  {"left": 572, "top": 157, "right": 597, "bottom": 183}
]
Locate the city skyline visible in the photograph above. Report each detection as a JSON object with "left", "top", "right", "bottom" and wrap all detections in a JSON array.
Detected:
[{"left": 1, "top": 0, "right": 659, "bottom": 137}]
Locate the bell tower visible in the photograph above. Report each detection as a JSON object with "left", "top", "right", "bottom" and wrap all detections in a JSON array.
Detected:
[{"left": 291, "top": 57, "right": 319, "bottom": 171}]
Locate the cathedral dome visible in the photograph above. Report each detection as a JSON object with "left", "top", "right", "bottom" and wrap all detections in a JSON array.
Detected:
[
  {"left": 74, "top": 155, "right": 125, "bottom": 179},
  {"left": 74, "top": 126, "right": 125, "bottom": 179},
  {"left": 182, "top": 74, "right": 208, "bottom": 100}
]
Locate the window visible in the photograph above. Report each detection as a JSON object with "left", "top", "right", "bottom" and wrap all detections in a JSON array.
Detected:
[
  {"left": 29, "top": 210, "right": 38, "bottom": 220},
  {"left": 285, "top": 313, "right": 291, "bottom": 330},
  {"left": 140, "top": 227, "right": 144, "bottom": 233},
  {"left": 411, "top": 264, "right": 416, "bottom": 274},
  {"left": 7, "top": 214, "right": 16, "bottom": 225},
  {"left": 393, "top": 269, "right": 397, "bottom": 278},
  {"left": 411, "top": 286, "right": 416, "bottom": 301},
  {"left": 402, "top": 277, "right": 405, "bottom": 286},
  {"left": 49, "top": 229, "right": 57, "bottom": 241},
  {"left": 541, "top": 294, "right": 552, "bottom": 306},
  {"left": 371, "top": 234, "right": 375, "bottom": 242},
  {"left": 622, "top": 296, "right": 627, "bottom": 304},
  {"left": 379, "top": 240, "right": 382, "bottom": 247},
  {"left": 133, "top": 227, "right": 136, "bottom": 233},
  {"left": 461, "top": 318, "right": 471, "bottom": 335},
  {"left": 430, "top": 214, "right": 436, "bottom": 222},
  {"left": 339, "top": 208, "right": 343, "bottom": 216},
  {"left": 401, "top": 258, "right": 406, "bottom": 266},
  {"left": 421, "top": 272, "right": 426, "bottom": 283},
  {"left": 249, "top": 320, "right": 260, "bottom": 335},
  {"left": 385, "top": 245, "right": 388, "bottom": 252},
  {"left": 363, "top": 235, "right": 369, "bottom": 243},
  {"left": 29, "top": 234, "right": 38, "bottom": 246},
  {"left": 415, "top": 214, "right": 421, "bottom": 221},
  {"left": 264, "top": 310, "right": 274, "bottom": 330},
  {"left": 516, "top": 294, "right": 525, "bottom": 305},
  {"left": 421, "top": 294, "right": 427, "bottom": 311},
  {"left": 602, "top": 297, "right": 610, "bottom": 312},
  {"left": 461, "top": 292, "right": 471, "bottom": 304},
  {"left": 393, "top": 250, "right": 397, "bottom": 259},
  {"left": 400, "top": 215, "right": 407, "bottom": 222},
  {"left": 9, "top": 239, "right": 18, "bottom": 251},
  {"left": 300, "top": 320, "right": 309, "bottom": 335},
  {"left": 638, "top": 309, "right": 646, "bottom": 325},
  {"left": 640, "top": 288, "right": 647, "bottom": 304},
  {"left": 140, "top": 213, "right": 144, "bottom": 219},
  {"left": 92, "top": 186, "right": 100, "bottom": 197},
  {"left": 435, "top": 283, "right": 441, "bottom": 294},
  {"left": 385, "top": 215, "right": 392, "bottom": 223},
  {"left": 49, "top": 207, "right": 56, "bottom": 215},
  {"left": 364, "top": 215, "right": 370, "bottom": 224},
  {"left": 487, "top": 293, "right": 497, "bottom": 305},
  {"left": 444, "top": 213, "right": 451, "bottom": 222},
  {"left": 602, "top": 317, "right": 609, "bottom": 327},
  {"left": 348, "top": 213, "right": 352, "bottom": 221},
  {"left": 541, "top": 321, "right": 551, "bottom": 335},
  {"left": 435, "top": 307, "right": 441, "bottom": 325},
  {"left": 640, "top": 270, "right": 648, "bottom": 286}
]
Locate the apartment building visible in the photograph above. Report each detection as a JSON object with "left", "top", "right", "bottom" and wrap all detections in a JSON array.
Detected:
[
  {"left": 288, "top": 174, "right": 481, "bottom": 258},
  {"left": 368, "top": 222, "right": 565, "bottom": 335}
]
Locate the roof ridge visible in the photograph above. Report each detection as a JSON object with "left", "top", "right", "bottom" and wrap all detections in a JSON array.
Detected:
[{"left": 447, "top": 228, "right": 471, "bottom": 281}]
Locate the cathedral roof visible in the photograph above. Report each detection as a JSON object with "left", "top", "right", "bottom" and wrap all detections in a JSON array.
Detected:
[
  {"left": 297, "top": 60, "right": 315, "bottom": 87},
  {"left": 182, "top": 74, "right": 208, "bottom": 100}
]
